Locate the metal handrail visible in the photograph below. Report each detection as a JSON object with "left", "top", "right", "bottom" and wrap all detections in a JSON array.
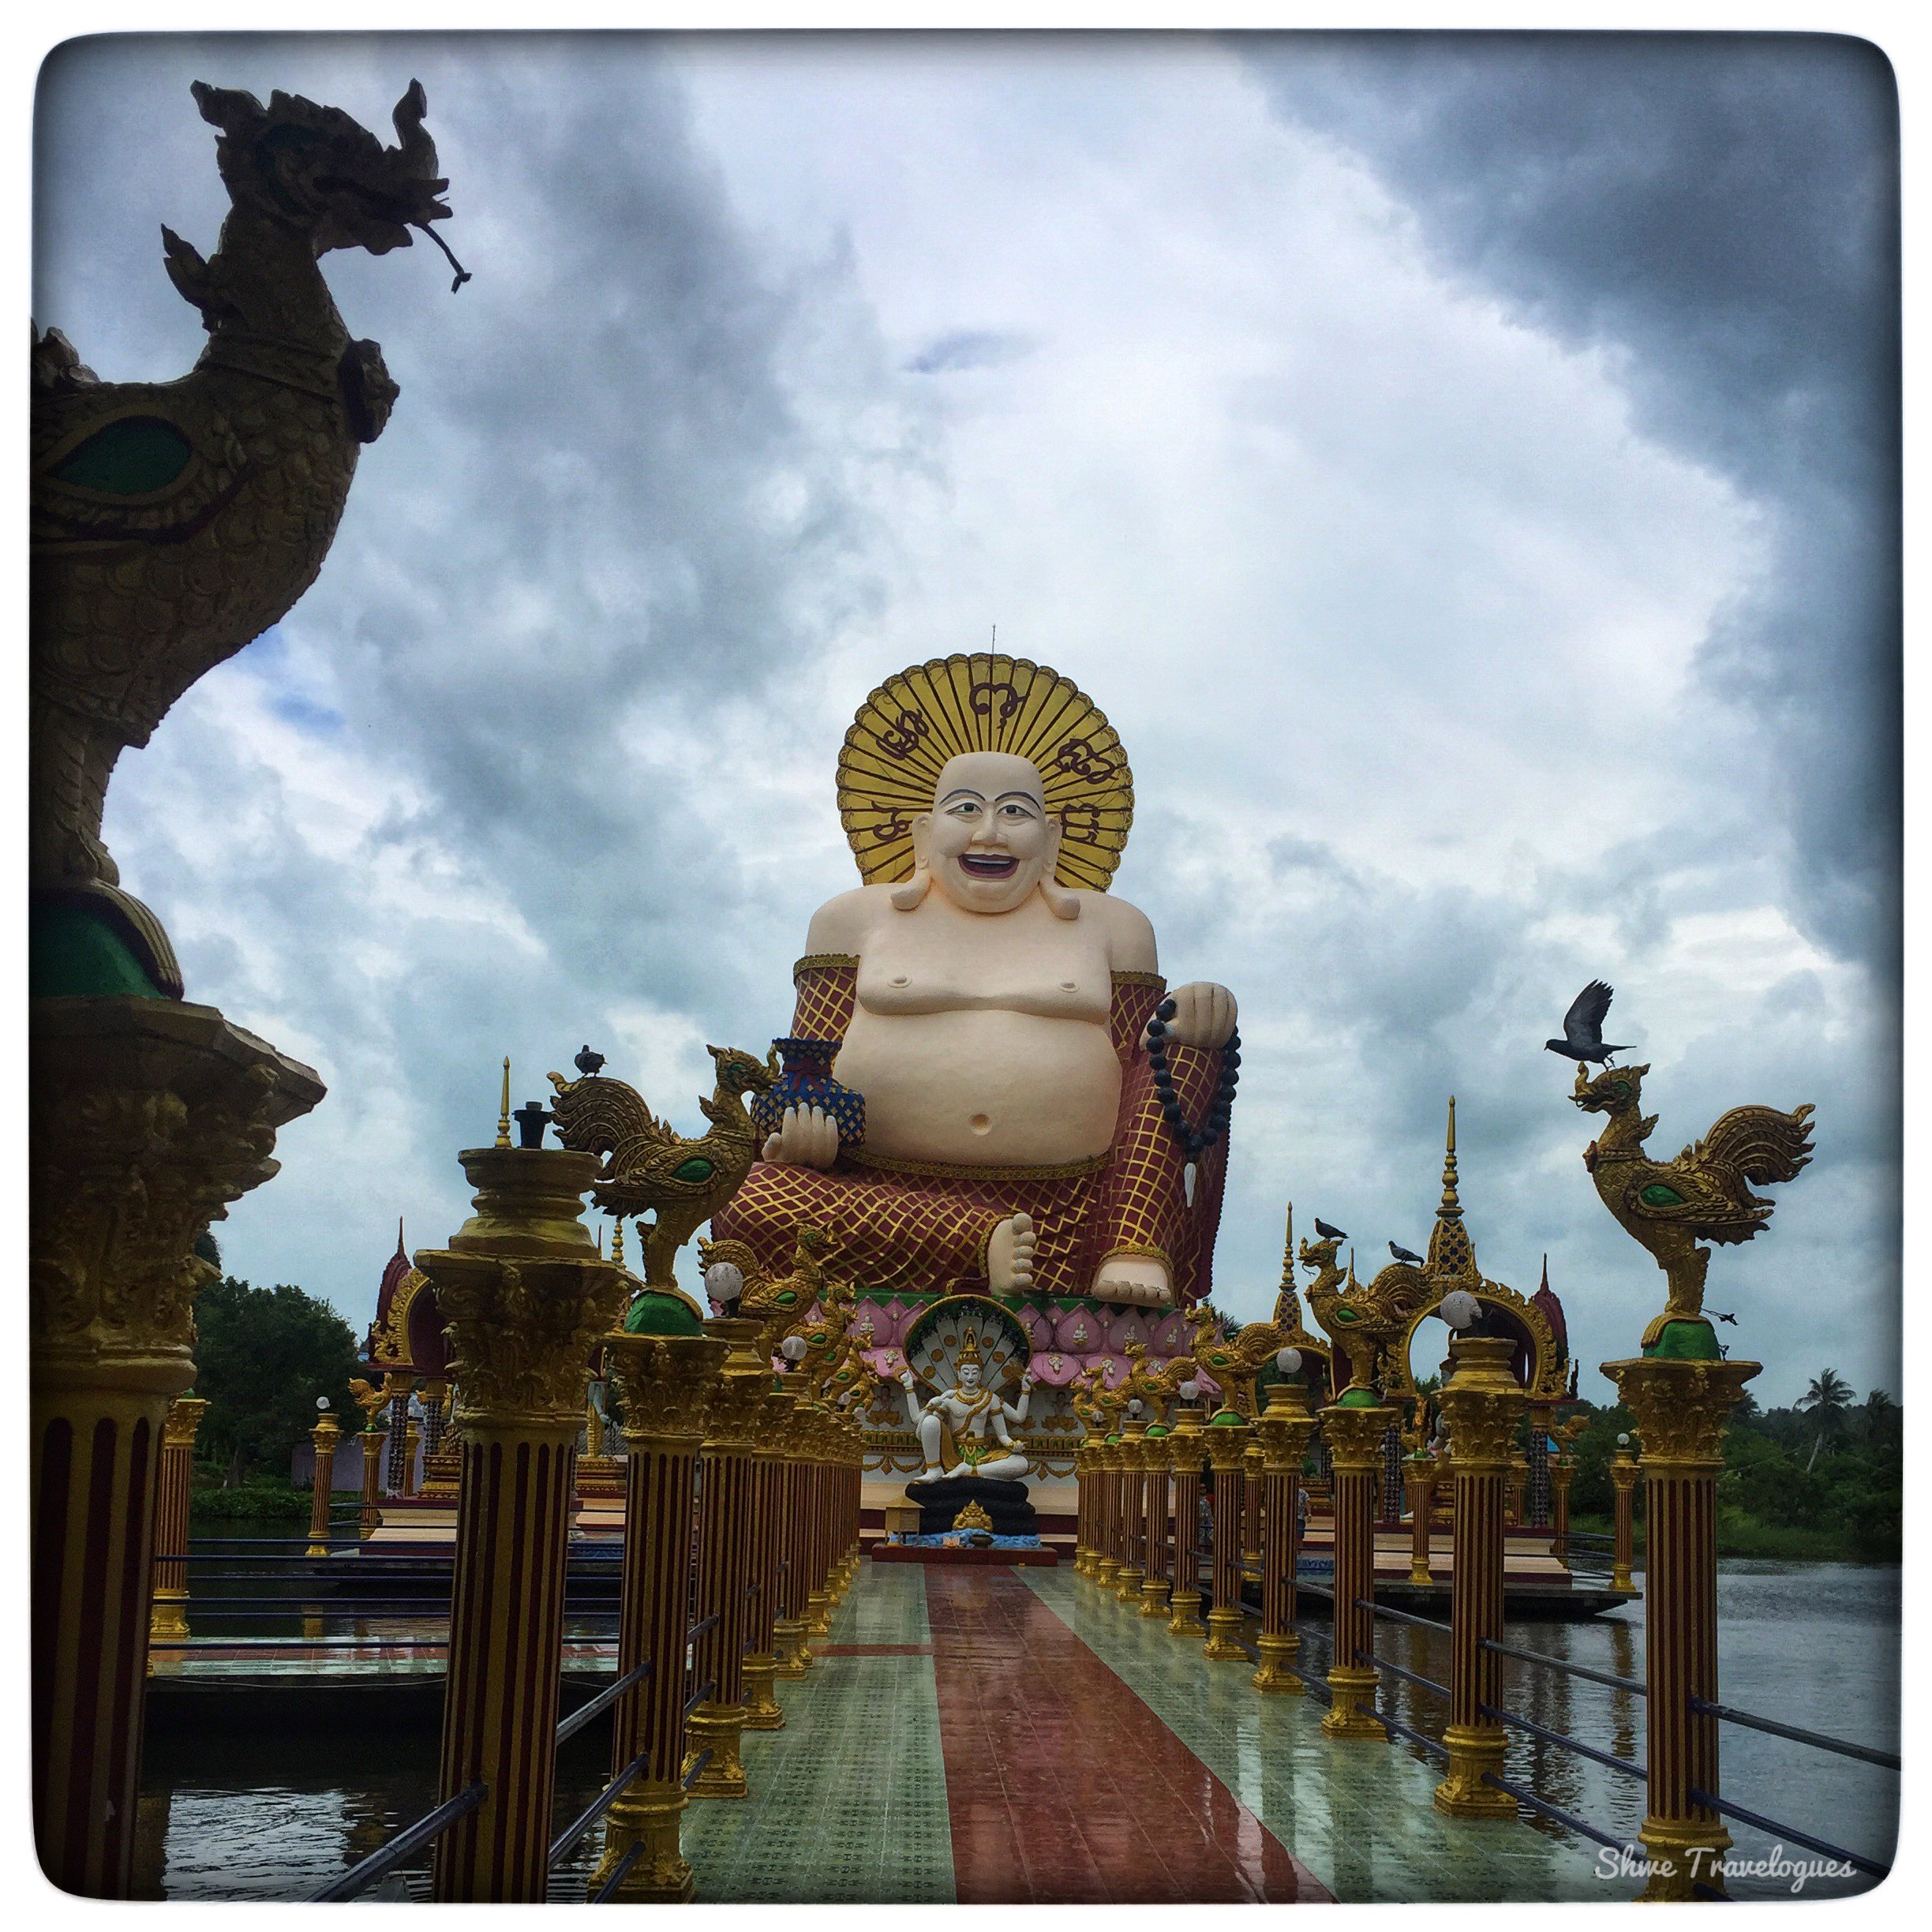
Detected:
[
  {"left": 686, "top": 1612, "right": 721, "bottom": 1645},
  {"left": 550, "top": 1750, "right": 650, "bottom": 1865},
  {"left": 1357, "top": 1648, "right": 1447, "bottom": 1699},
  {"left": 1357, "top": 1596, "right": 1450, "bottom": 1634},
  {"left": 680, "top": 1748, "right": 713, "bottom": 1791},
  {"left": 683, "top": 1677, "right": 717, "bottom": 1718},
  {"left": 1687, "top": 1698, "right": 1900, "bottom": 1772},
  {"left": 1480, "top": 1772, "right": 1631, "bottom": 1854},
  {"left": 557, "top": 1659, "right": 653, "bottom": 1746},
  {"left": 1479, "top": 1702, "right": 1646, "bottom": 1781},
  {"left": 1293, "top": 1577, "right": 1335, "bottom": 1598},
  {"left": 1481, "top": 1635, "right": 1645, "bottom": 1695},
  {"left": 1687, "top": 1787, "right": 1889, "bottom": 1879},
  {"left": 1376, "top": 1709, "right": 1448, "bottom": 1760},
  {"left": 306, "top": 1779, "right": 487, "bottom": 1900},
  {"left": 149, "top": 1637, "right": 453, "bottom": 1651},
  {"left": 590, "top": 1841, "right": 645, "bottom": 1903}
]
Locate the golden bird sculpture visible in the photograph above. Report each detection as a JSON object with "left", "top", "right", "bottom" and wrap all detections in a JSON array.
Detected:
[
  {"left": 1572, "top": 1059, "right": 1814, "bottom": 1350},
  {"left": 32, "top": 80, "right": 462, "bottom": 996},
  {"left": 548, "top": 1044, "right": 778, "bottom": 1293}
]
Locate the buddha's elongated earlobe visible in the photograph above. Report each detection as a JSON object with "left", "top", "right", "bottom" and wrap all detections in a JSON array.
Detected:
[
  {"left": 893, "top": 814, "right": 934, "bottom": 909},
  {"left": 1039, "top": 818, "right": 1079, "bottom": 918}
]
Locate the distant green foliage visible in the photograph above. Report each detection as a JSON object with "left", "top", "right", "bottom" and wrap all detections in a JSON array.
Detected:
[
  {"left": 189, "top": 1473, "right": 309, "bottom": 1526},
  {"left": 192, "top": 1275, "right": 361, "bottom": 1483},
  {"left": 1559, "top": 1373, "right": 1900, "bottom": 1563}
]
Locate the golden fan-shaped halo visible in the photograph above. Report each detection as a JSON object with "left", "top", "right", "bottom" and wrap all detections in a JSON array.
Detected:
[{"left": 837, "top": 653, "right": 1134, "bottom": 891}]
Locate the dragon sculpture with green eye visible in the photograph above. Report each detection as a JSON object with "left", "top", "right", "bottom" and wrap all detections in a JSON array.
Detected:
[
  {"left": 547, "top": 1044, "right": 779, "bottom": 1296},
  {"left": 1572, "top": 1060, "right": 1814, "bottom": 1351}
]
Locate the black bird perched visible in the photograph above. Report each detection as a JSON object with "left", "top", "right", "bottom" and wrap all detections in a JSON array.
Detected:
[
  {"left": 574, "top": 1043, "right": 605, "bottom": 1078},
  {"left": 1390, "top": 1241, "right": 1424, "bottom": 1265},
  {"left": 1544, "top": 979, "right": 1634, "bottom": 1066},
  {"left": 1314, "top": 1218, "right": 1348, "bottom": 1242}
]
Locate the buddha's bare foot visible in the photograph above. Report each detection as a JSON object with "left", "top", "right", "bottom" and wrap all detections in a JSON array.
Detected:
[
  {"left": 908, "top": 1465, "right": 946, "bottom": 1485},
  {"left": 1092, "top": 1253, "right": 1173, "bottom": 1309},
  {"left": 988, "top": 1213, "right": 1036, "bottom": 1295}
]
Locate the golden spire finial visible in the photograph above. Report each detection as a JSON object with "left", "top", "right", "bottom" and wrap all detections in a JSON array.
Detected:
[
  {"left": 496, "top": 1056, "right": 511, "bottom": 1148},
  {"left": 1438, "top": 1095, "right": 1462, "bottom": 1219},
  {"left": 611, "top": 1218, "right": 626, "bottom": 1271},
  {"left": 1279, "top": 1201, "right": 1294, "bottom": 1293},
  {"left": 1426, "top": 1094, "right": 1476, "bottom": 1279}
]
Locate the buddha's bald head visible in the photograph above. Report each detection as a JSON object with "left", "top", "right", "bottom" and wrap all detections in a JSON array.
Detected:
[{"left": 904, "top": 750, "right": 1066, "bottom": 915}]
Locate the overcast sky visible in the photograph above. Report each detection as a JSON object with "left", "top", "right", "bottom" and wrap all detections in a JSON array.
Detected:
[{"left": 36, "top": 29, "right": 1900, "bottom": 1406}]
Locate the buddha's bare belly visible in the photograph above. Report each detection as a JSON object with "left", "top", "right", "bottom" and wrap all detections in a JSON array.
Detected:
[{"left": 836, "top": 1007, "right": 1122, "bottom": 1166}]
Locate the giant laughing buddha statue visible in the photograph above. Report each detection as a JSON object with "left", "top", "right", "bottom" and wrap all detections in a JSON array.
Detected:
[{"left": 711, "top": 653, "right": 1239, "bottom": 1316}]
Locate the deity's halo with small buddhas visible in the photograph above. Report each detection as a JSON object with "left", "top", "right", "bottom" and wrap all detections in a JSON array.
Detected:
[{"left": 837, "top": 653, "right": 1134, "bottom": 892}]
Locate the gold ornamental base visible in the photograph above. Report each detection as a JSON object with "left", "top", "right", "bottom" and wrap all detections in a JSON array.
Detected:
[
  {"left": 1095, "top": 1556, "right": 1120, "bottom": 1589},
  {"left": 1321, "top": 1665, "right": 1388, "bottom": 1739},
  {"left": 1432, "top": 1724, "right": 1517, "bottom": 1816},
  {"left": 1202, "top": 1605, "right": 1248, "bottom": 1663},
  {"left": 684, "top": 1702, "right": 748, "bottom": 1799},
  {"left": 1638, "top": 1815, "right": 1734, "bottom": 1902},
  {"left": 588, "top": 1780, "right": 694, "bottom": 1902},
  {"left": 773, "top": 1617, "right": 812, "bottom": 1678},
  {"left": 806, "top": 1589, "right": 832, "bottom": 1638},
  {"left": 1073, "top": 1546, "right": 1093, "bottom": 1576},
  {"left": 1251, "top": 1631, "right": 1303, "bottom": 1695},
  {"left": 1167, "top": 1588, "right": 1206, "bottom": 1639},
  {"left": 1114, "top": 1563, "right": 1144, "bottom": 1604},
  {"left": 741, "top": 1653, "right": 784, "bottom": 1731},
  {"left": 1138, "top": 1576, "right": 1169, "bottom": 1618}
]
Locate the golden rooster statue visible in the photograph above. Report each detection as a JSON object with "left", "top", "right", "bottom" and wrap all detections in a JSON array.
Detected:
[
  {"left": 1184, "top": 1301, "right": 1286, "bottom": 1417},
  {"left": 1573, "top": 1060, "right": 1814, "bottom": 1350},
  {"left": 32, "top": 80, "right": 462, "bottom": 997},
  {"left": 699, "top": 1223, "right": 834, "bottom": 1357},
  {"left": 1119, "top": 1336, "right": 1198, "bottom": 1417},
  {"left": 548, "top": 1045, "right": 778, "bottom": 1292}
]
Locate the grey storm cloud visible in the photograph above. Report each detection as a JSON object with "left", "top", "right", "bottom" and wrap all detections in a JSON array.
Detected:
[{"left": 1239, "top": 32, "right": 1900, "bottom": 968}]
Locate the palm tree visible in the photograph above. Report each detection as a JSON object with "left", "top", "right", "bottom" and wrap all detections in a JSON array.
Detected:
[{"left": 1799, "top": 1369, "right": 1854, "bottom": 1470}]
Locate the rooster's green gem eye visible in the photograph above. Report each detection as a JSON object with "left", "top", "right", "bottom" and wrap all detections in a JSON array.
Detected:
[
  {"left": 53, "top": 416, "right": 193, "bottom": 494},
  {"left": 672, "top": 1156, "right": 714, "bottom": 1183},
  {"left": 1639, "top": 1183, "right": 1686, "bottom": 1208}
]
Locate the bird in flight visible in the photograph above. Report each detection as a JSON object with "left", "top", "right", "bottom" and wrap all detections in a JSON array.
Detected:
[
  {"left": 1544, "top": 980, "right": 1634, "bottom": 1066},
  {"left": 1390, "top": 1241, "right": 1424, "bottom": 1265},
  {"left": 1314, "top": 1218, "right": 1348, "bottom": 1241}
]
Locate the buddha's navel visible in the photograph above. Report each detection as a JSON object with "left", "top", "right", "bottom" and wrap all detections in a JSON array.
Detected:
[
  {"left": 890, "top": 972, "right": 909, "bottom": 987},
  {"left": 969, "top": 1113, "right": 993, "bottom": 1136}
]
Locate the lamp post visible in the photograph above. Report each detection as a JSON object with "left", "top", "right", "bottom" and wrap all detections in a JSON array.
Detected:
[
  {"left": 417, "top": 1118, "right": 628, "bottom": 1902},
  {"left": 1200, "top": 1411, "right": 1249, "bottom": 1663},
  {"left": 305, "top": 1398, "right": 341, "bottom": 1558},
  {"left": 1405, "top": 1450, "right": 1435, "bottom": 1586},
  {"left": 1432, "top": 1317, "right": 1527, "bottom": 1817},
  {"left": 1252, "top": 1352, "right": 1316, "bottom": 1694},
  {"left": 1609, "top": 1434, "right": 1639, "bottom": 1594},
  {"left": 1166, "top": 1388, "right": 1207, "bottom": 1638}
]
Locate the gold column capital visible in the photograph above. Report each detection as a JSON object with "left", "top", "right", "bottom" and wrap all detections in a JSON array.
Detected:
[
  {"left": 1318, "top": 1401, "right": 1394, "bottom": 1470},
  {"left": 32, "top": 997, "right": 324, "bottom": 1395},
  {"left": 1436, "top": 1335, "right": 1529, "bottom": 1470},
  {"left": 1601, "top": 1355, "right": 1760, "bottom": 1470},
  {"left": 311, "top": 1410, "right": 342, "bottom": 1451},
  {"left": 1253, "top": 1379, "right": 1316, "bottom": 1473},
  {"left": 605, "top": 1331, "right": 729, "bottom": 1451},
  {"left": 1201, "top": 1417, "right": 1249, "bottom": 1470},
  {"left": 163, "top": 1394, "right": 209, "bottom": 1448}
]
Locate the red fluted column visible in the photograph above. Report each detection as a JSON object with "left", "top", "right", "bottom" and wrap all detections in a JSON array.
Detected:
[
  {"left": 1320, "top": 1399, "right": 1394, "bottom": 1738},
  {"left": 418, "top": 1144, "right": 625, "bottom": 1902},
  {"left": 1201, "top": 1415, "right": 1249, "bottom": 1662},
  {"left": 1166, "top": 1407, "right": 1207, "bottom": 1638},
  {"left": 1433, "top": 1335, "right": 1525, "bottom": 1814},
  {"left": 588, "top": 1324, "right": 724, "bottom": 1901},
  {"left": 1252, "top": 1378, "right": 1315, "bottom": 1693}
]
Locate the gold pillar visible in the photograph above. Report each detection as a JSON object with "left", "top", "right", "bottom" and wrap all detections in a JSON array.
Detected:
[
  {"left": 1114, "top": 1422, "right": 1148, "bottom": 1601},
  {"left": 32, "top": 997, "right": 321, "bottom": 1897},
  {"left": 1550, "top": 1451, "right": 1575, "bottom": 1567},
  {"left": 684, "top": 1318, "right": 767, "bottom": 1800},
  {"left": 586, "top": 1325, "right": 725, "bottom": 1903},
  {"left": 358, "top": 1417, "right": 388, "bottom": 1535},
  {"left": 1505, "top": 1453, "right": 1527, "bottom": 1527},
  {"left": 742, "top": 1380, "right": 793, "bottom": 1731},
  {"left": 399, "top": 1418, "right": 421, "bottom": 1498},
  {"left": 1166, "top": 1406, "right": 1207, "bottom": 1638},
  {"left": 1139, "top": 1427, "right": 1173, "bottom": 1616},
  {"left": 305, "top": 1406, "right": 342, "bottom": 1557},
  {"left": 772, "top": 1396, "right": 813, "bottom": 1679},
  {"left": 1252, "top": 1379, "right": 1315, "bottom": 1694},
  {"left": 149, "top": 1396, "right": 207, "bottom": 1661},
  {"left": 1320, "top": 1399, "right": 1395, "bottom": 1739},
  {"left": 418, "top": 1143, "right": 627, "bottom": 1903},
  {"left": 1241, "top": 1437, "right": 1265, "bottom": 1566},
  {"left": 1200, "top": 1416, "right": 1249, "bottom": 1662},
  {"left": 1072, "top": 1440, "right": 1091, "bottom": 1574},
  {"left": 1610, "top": 1444, "right": 1639, "bottom": 1593},
  {"left": 1093, "top": 1437, "right": 1121, "bottom": 1589},
  {"left": 1432, "top": 1335, "right": 1526, "bottom": 1816},
  {"left": 1604, "top": 1354, "right": 1758, "bottom": 1902},
  {"left": 1406, "top": 1452, "right": 1435, "bottom": 1586}
]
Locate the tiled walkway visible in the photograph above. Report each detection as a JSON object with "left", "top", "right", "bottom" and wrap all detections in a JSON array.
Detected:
[{"left": 684, "top": 1558, "right": 1627, "bottom": 1904}]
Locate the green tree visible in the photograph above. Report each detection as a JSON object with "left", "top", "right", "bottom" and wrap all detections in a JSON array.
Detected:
[
  {"left": 1798, "top": 1368, "right": 1855, "bottom": 1471},
  {"left": 193, "top": 1277, "right": 361, "bottom": 1483}
]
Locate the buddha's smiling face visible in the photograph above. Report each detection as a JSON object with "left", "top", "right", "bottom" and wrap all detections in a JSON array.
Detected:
[{"left": 917, "top": 752, "right": 1061, "bottom": 915}]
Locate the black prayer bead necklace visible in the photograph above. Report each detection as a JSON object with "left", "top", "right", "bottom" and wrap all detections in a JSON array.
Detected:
[{"left": 1145, "top": 995, "right": 1241, "bottom": 1162}]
